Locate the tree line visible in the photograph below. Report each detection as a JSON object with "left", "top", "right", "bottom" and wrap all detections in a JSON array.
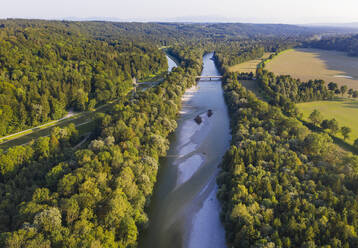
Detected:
[
  {"left": 306, "top": 35, "right": 358, "bottom": 57},
  {"left": 256, "top": 69, "right": 340, "bottom": 116},
  {"left": 214, "top": 39, "right": 296, "bottom": 72}
]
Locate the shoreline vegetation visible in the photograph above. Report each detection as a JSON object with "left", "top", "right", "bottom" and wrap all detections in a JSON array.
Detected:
[{"left": 214, "top": 43, "right": 358, "bottom": 247}]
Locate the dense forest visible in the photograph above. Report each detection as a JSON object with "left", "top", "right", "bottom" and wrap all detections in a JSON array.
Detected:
[
  {"left": 217, "top": 68, "right": 358, "bottom": 247},
  {"left": 0, "top": 19, "right": 320, "bottom": 45},
  {"left": 0, "top": 23, "right": 168, "bottom": 136},
  {"left": 0, "top": 43, "right": 204, "bottom": 247},
  {"left": 307, "top": 34, "right": 358, "bottom": 56}
]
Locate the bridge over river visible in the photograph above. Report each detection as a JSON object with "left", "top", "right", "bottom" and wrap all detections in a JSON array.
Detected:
[{"left": 196, "top": 75, "right": 222, "bottom": 80}]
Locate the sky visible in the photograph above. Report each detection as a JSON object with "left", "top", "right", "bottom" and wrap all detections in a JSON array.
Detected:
[{"left": 1, "top": 0, "right": 358, "bottom": 24}]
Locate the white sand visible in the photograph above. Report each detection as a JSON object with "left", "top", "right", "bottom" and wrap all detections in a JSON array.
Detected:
[
  {"left": 176, "top": 154, "right": 205, "bottom": 185},
  {"left": 177, "top": 113, "right": 209, "bottom": 156},
  {"left": 181, "top": 85, "right": 199, "bottom": 103}
]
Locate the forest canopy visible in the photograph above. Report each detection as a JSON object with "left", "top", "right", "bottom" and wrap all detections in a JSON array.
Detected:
[{"left": 0, "top": 21, "right": 167, "bottom": 136}]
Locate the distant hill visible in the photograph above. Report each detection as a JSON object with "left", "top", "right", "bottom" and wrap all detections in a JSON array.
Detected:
[
  {"left": 303, "top": 22, "right": 358, "bottom": 31},
  {"left": 0, "top": 19, "right": 320, "bottom": 43},
  {"left": 1, "top": 19, "right": 355, "bottom": 45}
]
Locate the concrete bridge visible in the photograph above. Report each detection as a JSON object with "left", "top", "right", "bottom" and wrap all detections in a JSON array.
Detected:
[{"left": 196, "top": 76, "right": 223, "bottom": 81}]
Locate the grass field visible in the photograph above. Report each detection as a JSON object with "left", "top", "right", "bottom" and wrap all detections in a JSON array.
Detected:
[
  {"left": 297, "top": 98, "right": 358, "bottom": 144},
  {"left": 266, "top": 48, "right": 358, "bottom": 90},
  {"left": 229, "top": 53, "right": 272, "bottom": 73}
]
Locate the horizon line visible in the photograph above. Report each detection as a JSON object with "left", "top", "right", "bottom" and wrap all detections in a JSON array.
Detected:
[{"left": 1, "top": 16, "right": 358, "bottom": 26}]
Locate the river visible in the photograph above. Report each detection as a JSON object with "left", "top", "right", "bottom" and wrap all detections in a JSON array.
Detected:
[
  {"left": 167, "top": 54, "right": 177, "bottom": 72},
  {"left": 139, "top": 53, "right": 231, "bottom": 248}
]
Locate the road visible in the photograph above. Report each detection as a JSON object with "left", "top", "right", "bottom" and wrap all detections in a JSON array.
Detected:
[
  {"left": 0, "top": 112, "right": 78, "bottom": 143},
  {"left": 0, "top": 101, "right": 117, "bottom": 148}
]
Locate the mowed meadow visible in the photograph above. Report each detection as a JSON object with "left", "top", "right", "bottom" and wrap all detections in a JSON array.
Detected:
[
  {"left": 297, "top": 98, "right": 358, "bottom": 144},
  {"left": 266, "top": 48, "right": 358, "bottom": 90}
]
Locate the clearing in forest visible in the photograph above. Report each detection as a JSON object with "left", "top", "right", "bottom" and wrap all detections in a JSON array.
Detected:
[
  {"left": 297, "top": 98, "right": 358, "bottom": 144},
  {"left": 266, "top": 48, "right": 358, "bottom": 90},
  {"left": 229, "top": 53, "right": 272, "bottom": 73}
]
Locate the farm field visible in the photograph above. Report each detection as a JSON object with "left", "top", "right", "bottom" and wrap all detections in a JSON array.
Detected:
[
  {"left": 297, "top": 98, "right": 358, "bottom": 144},
  {"left": 266, "top": 48, "right": 358, "bottom": 90},
  {"left": 229, "top": 53, "right": 272, "bottom": 73}
]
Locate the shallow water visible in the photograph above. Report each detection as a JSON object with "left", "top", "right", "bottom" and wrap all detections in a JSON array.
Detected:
[{"left": 139, "top": 53, "right": 230, "bottom": 248}]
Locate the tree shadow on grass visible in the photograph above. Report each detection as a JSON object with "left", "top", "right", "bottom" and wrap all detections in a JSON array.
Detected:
[{"left": 299, "top": 118, "right": 358, "bottom": 155}]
